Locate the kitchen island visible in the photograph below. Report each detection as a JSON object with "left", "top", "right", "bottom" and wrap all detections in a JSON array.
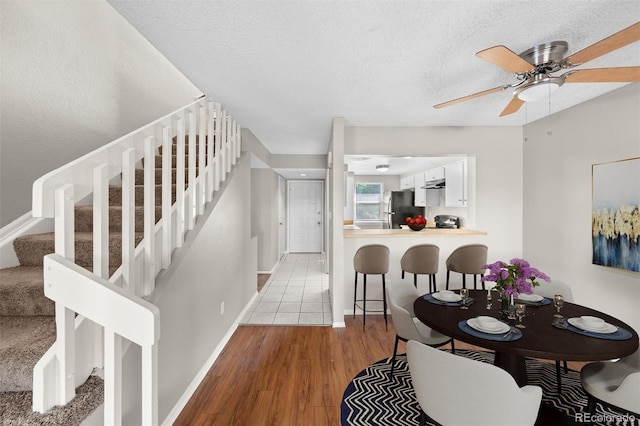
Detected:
[
  {"left": 344, "top": 226, "right": 488, "bottom": 318},
  {"left": 344, "top": 227, "right": 486, "bottom": 238}
]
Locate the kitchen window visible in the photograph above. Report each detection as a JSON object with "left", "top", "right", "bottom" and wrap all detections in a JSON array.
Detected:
[{"left": 355, "top": 183, "right": 383, "bottom": 221}]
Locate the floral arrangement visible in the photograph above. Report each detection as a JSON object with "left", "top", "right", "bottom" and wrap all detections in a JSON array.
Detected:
[{"left": 481, "top": 258, "right": 550, "bottom": 297}]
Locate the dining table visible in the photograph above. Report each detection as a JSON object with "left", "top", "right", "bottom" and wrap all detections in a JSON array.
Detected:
[{"left": 414, "top": 289, "right": 639, "bottom": 387}]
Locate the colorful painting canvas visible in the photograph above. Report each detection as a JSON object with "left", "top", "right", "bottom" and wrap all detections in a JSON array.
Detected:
[{"left": 592, "top": 157, "right": 640, "bottom": 272}]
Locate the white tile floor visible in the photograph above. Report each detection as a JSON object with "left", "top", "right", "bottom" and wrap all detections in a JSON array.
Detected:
[{"left": 240, "top": 253, "right": 333, "bottom": 326}]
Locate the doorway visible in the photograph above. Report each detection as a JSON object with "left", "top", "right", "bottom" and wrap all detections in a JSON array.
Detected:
[
  {"left": 278, "top": 175, "right": 286, "bottom": 260},
  {"left": 288, "top": 180, "right": 324, "bottom": 253}
]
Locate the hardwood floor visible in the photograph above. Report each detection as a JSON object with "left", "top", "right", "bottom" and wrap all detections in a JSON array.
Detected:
[
  {"left": 174, "top": 316, "right": 403, "bottom": 425},
  {"left": 174, "top": 315, "right": 586, "bottom": 425}
]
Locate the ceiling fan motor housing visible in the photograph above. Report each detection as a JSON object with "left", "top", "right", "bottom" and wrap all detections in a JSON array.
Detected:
[{"left": 520, "top": 41, "right": 568, "bottom": 67}]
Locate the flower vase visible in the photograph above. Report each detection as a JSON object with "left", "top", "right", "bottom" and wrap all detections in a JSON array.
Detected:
[{"left": 501, "top": 291, "right": 516, "bottom": 319}]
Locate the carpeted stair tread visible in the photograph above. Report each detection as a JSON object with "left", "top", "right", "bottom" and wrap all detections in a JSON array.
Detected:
[
  {"left": 159, "top": 143, "right": 210, "bottom": 156},
  {"left": 108, "top": 184, "right": 177, "bottom": 207},
  {"left": 0, "top": 266, "right": 53, "bottom": 317},
  {"left": 153, "top": 155, "right": 207, "bottom": 169},
  {"left": 75, "top": 205, "right": 161, "bottom": 233},
  {"left": 134, "top": 168, "right": 197, "bottom": 185},
  {"left": 0, "top": 316, "right": 56, "bottom": 392},
  {"left": 13, "top": 232, "right": 144, "bottom": 267}
]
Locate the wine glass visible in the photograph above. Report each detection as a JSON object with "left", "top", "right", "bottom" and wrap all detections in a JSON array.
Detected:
[
  {"left": 460, "top": 288, "right": 469, "bottom": 309},
  {"left": 515, "top": 303, "right": 526, "bottom": 328},
  {"left": 553, "top": 294, "right": 564, "bottom": 318}
]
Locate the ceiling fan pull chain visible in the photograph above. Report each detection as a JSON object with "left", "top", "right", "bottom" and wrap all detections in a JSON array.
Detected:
[{"left": 547, "top": 84, "right": 553, "bottom": 136}]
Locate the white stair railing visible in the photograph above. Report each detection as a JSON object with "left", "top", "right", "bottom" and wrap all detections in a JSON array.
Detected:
[{"left": 31, "top": 96, "right": 242, "bottom": 424}]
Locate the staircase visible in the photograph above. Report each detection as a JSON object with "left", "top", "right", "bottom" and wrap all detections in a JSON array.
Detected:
[{"left": 0, "top": 97, "right": 241, "bottom": 424}]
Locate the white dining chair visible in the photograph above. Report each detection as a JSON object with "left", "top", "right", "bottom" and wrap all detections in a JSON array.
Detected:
[
  {"left": 581, "top": 349, "right": 640, "bottom": 416},
  {"left": 386, "top": 281, "right": 452, "bottom": 376},
  {"left": 407, "top": 340, "right": 542, "bottom": 426},
  {"left": 534, "top": 279, "right": 574, "bottom": 392}
]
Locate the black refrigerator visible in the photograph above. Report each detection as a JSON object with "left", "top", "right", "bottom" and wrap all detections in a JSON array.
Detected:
[{"left": 382, "top": 191, "right": 426, "bottom": 229}]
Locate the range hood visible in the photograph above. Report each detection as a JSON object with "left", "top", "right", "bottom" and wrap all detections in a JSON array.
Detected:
[{"left": 421, "top": 178, "right": 445, "bottom": 189}]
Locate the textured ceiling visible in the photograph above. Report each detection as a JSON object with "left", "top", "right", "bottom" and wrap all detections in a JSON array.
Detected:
[{"left": 108, "top": 1, "right": 639, "bottom": 160}]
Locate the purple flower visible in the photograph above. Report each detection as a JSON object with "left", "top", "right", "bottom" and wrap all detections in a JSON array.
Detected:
[{"left": 480, "top": 258, "right": 550, "bottom": 296}]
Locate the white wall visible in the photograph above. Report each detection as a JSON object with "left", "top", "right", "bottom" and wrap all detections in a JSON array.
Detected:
[
  {"left": 251, "top": 168, "right": 280, "bottom": 272},
  {"left": 523, "top": 84, "right": 640, "bottom": 333},
  {"left": 120, "top": 156, "right": 255, "bottom": 424},
  {"left": 0, "top": 1, "right": 201, "bottom": 226}
]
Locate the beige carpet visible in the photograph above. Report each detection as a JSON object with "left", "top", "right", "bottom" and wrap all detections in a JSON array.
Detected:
[{"left": 0, "top": 375, "right": 103, "bottom": 426}]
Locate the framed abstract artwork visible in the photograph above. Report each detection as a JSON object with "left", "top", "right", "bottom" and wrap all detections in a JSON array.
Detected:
[{"left": 592, "top": 157, "right": 639, "bottom": 272}]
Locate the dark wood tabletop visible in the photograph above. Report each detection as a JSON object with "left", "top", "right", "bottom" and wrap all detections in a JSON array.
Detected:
[{"left": 414, "top": 290, "right": 639, "bottom": 386}]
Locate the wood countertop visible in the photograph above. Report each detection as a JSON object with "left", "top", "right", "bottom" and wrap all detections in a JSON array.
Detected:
[{"left": 343, "top": 227, "right": 486, "bottom": 238}]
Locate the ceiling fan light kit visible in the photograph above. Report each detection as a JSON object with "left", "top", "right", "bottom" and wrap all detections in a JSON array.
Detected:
[
  {"left": 514, "top": 75, "right": 564, "bottom": 102},
  {"left": 434, "top": 21, "right": 640, "bottom": 116}
]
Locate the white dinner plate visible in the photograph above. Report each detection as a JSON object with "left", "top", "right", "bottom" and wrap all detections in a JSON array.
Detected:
[
  {"left": 568, "top": 317, "right": 618, "bottom": 334},
  {"left": 517, "top": 293, "right": 544, "bottom": 303},
  {"left": 432, "top": 292, "right": 462, "bottom": 302},
  {"left": 467, "top": 318, "right": 510, "bottom": 334}
]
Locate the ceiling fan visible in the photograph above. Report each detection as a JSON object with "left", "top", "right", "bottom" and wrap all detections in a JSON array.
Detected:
[{"left": 434, "top": 21, "right": 640, "bottom": 116}]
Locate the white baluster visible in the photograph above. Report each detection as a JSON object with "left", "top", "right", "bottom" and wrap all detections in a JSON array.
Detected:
[
  {"left": 206, "top": 101, "right": 215, "bottom": 201},
  {"left": 224, "top": 114, "right": 233, "bottom": 175},
  {"left": 231, "top": 119, "right": 237, "bottom": 166},
  {"left": 198, "top": 105, "right": 207, "bottom": 215},
  {"left": 236, "top": 124, "right": 242, "bottom": 160},
  {"left": 221, "top": 110, "right": 228, "bottom": 181},
  {"left": 161, "top": 127, "right": 172, "bottom": 269},
  {"left": 214, "top": 103, "right": 222, "bottom": 191},
  {"left": 187, "top": 111, "right": 196, "bottom": 230},
  {"left": 176, "top": 118, "right": 185, "bottom": 247},
  {"left": 141, "top": 344, "right": 158, "bottom": 426},
  {"left": 104, "top": 329, "right": 122, "bottom": 426},
  {"left": 53, "top": 184, "right": 76, "bottom": 406},
  {"left": 121, "top": 149, "right": 135, "bottom": 293},
  {"left": 93, "top": 164, "right": 109, "bottom": 279},
  {"left": 143, "top": 136, "right": 156, "bottom": 295}
]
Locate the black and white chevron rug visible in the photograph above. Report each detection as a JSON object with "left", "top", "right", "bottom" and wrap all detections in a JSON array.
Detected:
[{"left": 341, "top": 349, "right": 633, "bottom": 426}]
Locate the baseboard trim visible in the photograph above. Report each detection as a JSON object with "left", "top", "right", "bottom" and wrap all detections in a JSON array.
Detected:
[{"left": 162, "top": 292, "right": 260, "bottom": 425}]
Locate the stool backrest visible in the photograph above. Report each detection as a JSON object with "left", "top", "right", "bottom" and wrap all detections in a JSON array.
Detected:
[
  {"left": 401, "top": 244, "right": 439, "bottom": 275},
  {"left": 446, "top": 244, "right": 488, "bottom": 275},
  {"left": 354, "top": 244, "right": 390, "bottom": 275}
]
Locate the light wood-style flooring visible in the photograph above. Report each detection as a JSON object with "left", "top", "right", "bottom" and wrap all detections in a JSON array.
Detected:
[{"left": 174, "top": 315, "right": 585, "bottom": 425}]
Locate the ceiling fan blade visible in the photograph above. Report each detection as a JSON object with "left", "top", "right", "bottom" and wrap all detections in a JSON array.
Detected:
[
  {"left": 565, "top": 22, "right": 640, "bottom": 66},
  {"left": 564, "top": 66, "right": 640, "bottom": 83},
  {"left": 434, "top": 85, "right": 510, "bottom": 109},
  {"left": 476, "top": 46, "right": 533, "bottom": 74},
  {"left": 499, "top": 96, "right": 525, "bottom": 117}
]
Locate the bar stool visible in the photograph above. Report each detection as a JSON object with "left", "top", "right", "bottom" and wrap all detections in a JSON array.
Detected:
[
  {"left": 400, "top": 244, "right": 439, "bottom": 293},
  {"left": 445, "top": 244, "right": 488, "bottom": 290},
  {"left": 353, "top": 244, "right": 390, "bottom": 328}
]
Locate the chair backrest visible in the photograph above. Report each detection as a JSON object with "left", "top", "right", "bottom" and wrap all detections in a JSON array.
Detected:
[
  {"left": 534, "top": 280, "right": 574, "bottom": 302},
  {"left": 446, "top": 244, "right": 488, "bottom": 275},
  {"left": 407, "top": 340, "right": 542, "bottom": 426},
  {"left": 353, "top": 244, "right": 390, "bottom": 275},
  {"left": 401, "top": 244, "right": 439, "bottom": 275},
  {"left": 622, "top": 348, "right": 640, "bottom": 369},
  {"left": 387, "top": 281, "right": 422, "bottom": 341}
]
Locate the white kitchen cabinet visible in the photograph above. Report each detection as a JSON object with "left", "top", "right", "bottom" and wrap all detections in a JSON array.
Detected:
[
  {"left": 445, "top": 160, "right": 467, "bottom": 207},
  {"left": 400, "top": 175, "right": 415, "bottom": 190},
  {"left": 424, "top": 167, "right": 444, "bottom": 182},
  {"left": 413, "top": 172, "right": 426, "bottom": 206}
]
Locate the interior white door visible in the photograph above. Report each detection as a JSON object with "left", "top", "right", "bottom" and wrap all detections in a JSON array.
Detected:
[
  {"left": 278, "top": 176, "right": 286, "bottom": 259},
  {"left": 288, "top": 181, "right": 323, "bottom": 253}
]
